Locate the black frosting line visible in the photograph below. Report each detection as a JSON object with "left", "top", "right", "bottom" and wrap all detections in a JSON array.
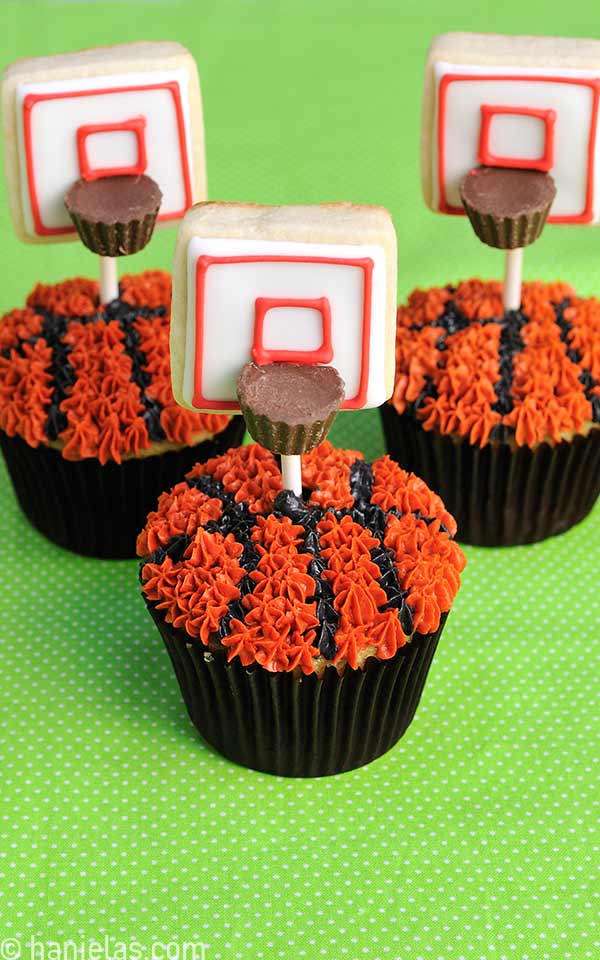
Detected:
[
  {"left": 39, "top": 308, "right": 71, "bottom": 442},
  {"left": 28, "top": 296, "right": 168, "bottom": 444},
  {"left": 185, "top": 471, "right": 260, "bottom": 638},
  {"left": 349, "top": 458, "right": 374, "bottom": 507},
  {"left": 408, "top": 293, "right": 526, "bottom": 445},
  {"left": 272, "top": 490, "right": 338, "bottom": 660},
  {"left": 488, "top": 308, "right": 527, "bottom": 442},
  {"left": 555, "top": 299, "right": 600, "bottom": 424},
  {"left": 106, "top": 298, "right": 167, "bottom": 442}
]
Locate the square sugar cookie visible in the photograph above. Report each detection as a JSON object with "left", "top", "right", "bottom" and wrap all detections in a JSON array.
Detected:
[
  {"left": 170, "top": 202, "right": 398, "bottom": 413},
  {"left": 422, "top": 32, "right": 600, "bottom": 224},
  {"left": 2, "top": 41, "right": 206, "bottom": 243}
]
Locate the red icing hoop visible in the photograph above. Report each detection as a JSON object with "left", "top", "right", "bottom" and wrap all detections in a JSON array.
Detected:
[
  {"left": 251, "top": 296, "right": 333, "bottom": 366},
  {"left": 76, "top": 116, "right": 148, "bottom": 181},
  {"left": 23, "top": 81, "right": 193, "bottom": 237},
  {"left": 477, "top": 104, "right": 556, "bottom": 172},
  {"left": 436, "top": 73, "right": 600, "bottom": 224}
]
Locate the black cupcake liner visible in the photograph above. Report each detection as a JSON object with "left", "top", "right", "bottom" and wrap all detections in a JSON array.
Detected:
[
  {"left": 380, "top": 405, "right": 600, "bottom": 546},
  {"left": 146, "top": 601, "right": 448, "bottom": 777},
  {"left": 0, "top": 417, "right": 245, "bottom": 559}
]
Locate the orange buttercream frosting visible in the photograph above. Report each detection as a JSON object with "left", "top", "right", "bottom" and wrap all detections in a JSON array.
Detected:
[
  {"left": 391, "top": 279, "right": 598, "bottom": 448},
  {"left": 0, "top": 338, "right": 53, "bottom": 448},
  {"left": 138, "top": 442, "right": 465, "bottom": 674},
  {"left": 0, "top": 272, "right": 230, "bottom": 462},
  {"left": 370, "top": 456, "right": 457, "bottom": 536},
  {"left": 141, "top": 529, "right": 246, "bottom": 645},
  {"left": 384, "top": 513, "right": 465, "bottom": 636},
  {"left": 186, "top": 443, "right": 284, "bottom": 514}
]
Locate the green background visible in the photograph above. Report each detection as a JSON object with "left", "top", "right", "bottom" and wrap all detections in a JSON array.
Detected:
[{"left": 0, "top": 2, "right": 599, "bottom": 959}]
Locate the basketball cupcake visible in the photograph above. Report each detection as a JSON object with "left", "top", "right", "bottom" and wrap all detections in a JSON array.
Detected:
[
  {"left": 0, "top": 43, "right": 233, "bottom": 555},
  {"left": 381, "top": 32, "right": 600, "bottom": 545},
  {"left": 135, "top": 199, "right": 466, "bottom": 775},
  {"left": 137, "top": 441, "right": 466, "bottom": 776},
  {"left": 381, "top": 279, "right": 600, "bottom": 545},
  {"left": 0, "top": 271, "right": 244, "bottom": 557}
]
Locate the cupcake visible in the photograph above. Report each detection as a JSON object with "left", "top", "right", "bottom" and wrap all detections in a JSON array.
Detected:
[
  {"left": 137, "top": 440, "right": 465, "bottom": 777},
  {"left": 0, "top": 270, "right": 244, "bottom": 557},
  {"left": 380, "top": 279, "right": 600, "bottom": 546}
]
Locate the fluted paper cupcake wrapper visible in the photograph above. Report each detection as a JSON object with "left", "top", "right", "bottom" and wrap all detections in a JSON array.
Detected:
[
  {"left": 240, "top": 404, "right": 339, "bottom": 454},
  {"left": 146, "top": 602, "right": 447, "bottom": 777},
  {"left": 68, "top": 209, "right": 160, "bottom": 257},
  {"left": 0, "top": 417, "right": 245, "bottom": 558},
  {"left": 380, "top": 406, "right": 600, "bottom": 546},
  {"left": 461, "top": 199, "right": 553, "bottom": 249}
]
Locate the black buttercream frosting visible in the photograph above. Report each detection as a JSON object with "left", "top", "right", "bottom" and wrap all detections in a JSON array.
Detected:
[
  {"left": 556, "top": 299, "right": 600, "bottom": 424},
  {"left": 405, "top": 287, "right": 600, "bottom": 439},
  {"left": 24, "top": 291, "right": 169, "bottom": 444}
]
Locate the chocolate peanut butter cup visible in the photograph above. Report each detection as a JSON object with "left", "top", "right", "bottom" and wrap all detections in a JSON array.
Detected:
[
  {"left": 237, "top": 361, "right": 345, "bottom": 454},
  {"left": 459, "top": 166, "right": 556, "bottom": 249},
  {"left": 64, "top": 174, "right": 162, "bottom": 256}
]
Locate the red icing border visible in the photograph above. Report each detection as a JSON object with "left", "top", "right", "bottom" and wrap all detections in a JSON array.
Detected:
[
  {"left": 437, "top": 73, "right": 600, "bottom": 224},
  {"left": 192, "top": 255, "right": 374, "bottom": 411},
  {"left": 23, "top": 82, "right": 192, "bottom": 236},
  {"left": 76, "top": 116, "right": 148, "bottom": 181},
  {"left": 251, "top": 296, "right": 333, "bottom": 366},
  {"left": 477, "top": 104, "right": 556, "bottom": 172}
]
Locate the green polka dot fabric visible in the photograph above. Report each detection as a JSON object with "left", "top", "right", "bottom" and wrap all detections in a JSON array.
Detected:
[{"left": 1, "top": 2, "right": 599, "bottom": 959}]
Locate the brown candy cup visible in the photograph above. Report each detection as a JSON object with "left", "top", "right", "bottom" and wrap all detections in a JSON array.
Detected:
[
  {"left": 459, "top": 167, "right": 556, "bottom": 249},
  {"left": 237, "top": 361, "right": 344, "bottom": 454},
  {"left": 461, "top": 202, "right": 553, "bottom": 249},
  {"left": 65, "top": 174, "right": 162, "bottom": 257},
  {"left": 239, "top": 406, "right": 339, "bottom": 455},
  {"left": 0, "top": 417, "right": 245, "bottom": 558},
  {"left": 380, "top": 406, "right": 600, "bottom": 546},
  {"left": 68, "top": 211, "right": 159, "bottom": 257},
  {"left": 145, "top": 601, "right": 448, "bottom": 777}
]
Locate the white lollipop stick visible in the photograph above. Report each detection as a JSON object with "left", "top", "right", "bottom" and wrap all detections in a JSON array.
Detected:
[
  {"left": 99, "top": 256, "right": 119, "bottom": 304},
  {"left": 281, "top": 454, "right": 302, "bottom": 496},
  {"left": 503, "top": 247, "right": 523, "bottom": 313}
]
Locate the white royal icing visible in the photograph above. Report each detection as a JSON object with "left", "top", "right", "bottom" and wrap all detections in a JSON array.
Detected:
[
  {"left": 15, "top": 68, "right": 194, "bottom": 237},
  {"left": 183, "top": 236, "right": 388, "bottom": 412},
  {"left": 431, "top": 59, "right": 600, "bottom": 223}
]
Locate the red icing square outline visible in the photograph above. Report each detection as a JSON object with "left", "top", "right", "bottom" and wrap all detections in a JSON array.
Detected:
[
  {"left": 76, "top": 116, "right": 148, "bottom": 181},
  {"left": 252, "top": 296, "right": 333, "bottom": 366},
  {"left": 22, "top": 81, "right": 193, "bottom": 236},
  {"left": 193, "top": 254, "right": 374, "bottom": 411},
  {"left": 477, "top": 104, "right": 556, "bottom": 171},
  {"left": 436, "top": 73, "right": 600, "bottom": 224}
]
